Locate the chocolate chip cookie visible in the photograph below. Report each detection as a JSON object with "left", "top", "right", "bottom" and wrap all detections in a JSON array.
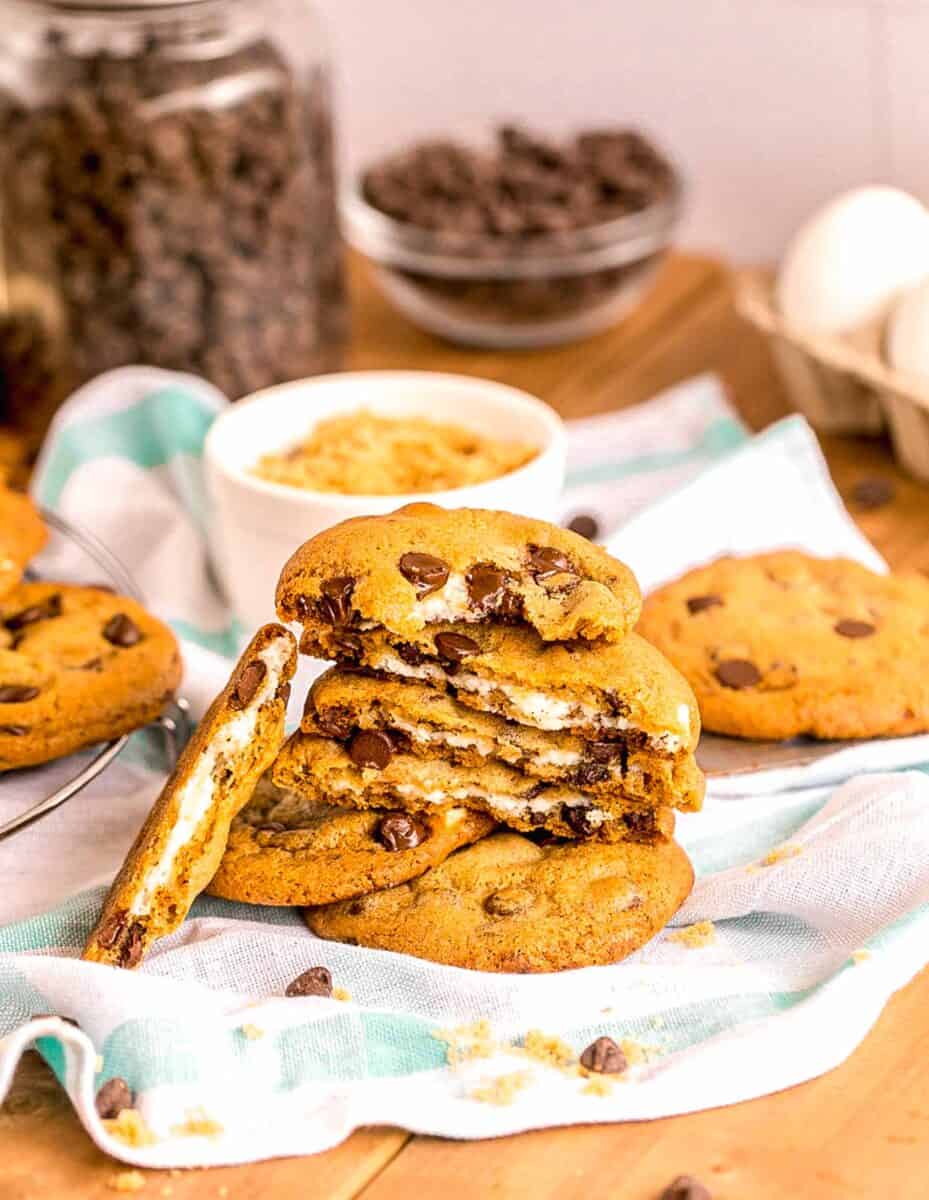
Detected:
[
  {"left": 275, "top": 503, "right": 641, "bottom": 645},
  {"left": 306, "top": 831, "right": 694, "bottom": 972},
  {"left": 297, "top": 621, "right": 699, "bottom": 757},
  {"left": 638, "top": 551, "right": 929, "bottom": 740},
  {"left": 0, "top": 485, "right": 46, "bottom": 598},
  {"left": 83, "top": 624, "right": 297, "bottom": 969},
  {"left": 0, "top": 582, "right": 181, "bottom": 770},
  {"left": 273, "top": 733, "right": 675, "bottom": 843},
  {"left": 303, "top": 669, "right": 704, "bottom": 812},
  {"left": 206, "top": 775, "right": 495, "bottom": 906}
]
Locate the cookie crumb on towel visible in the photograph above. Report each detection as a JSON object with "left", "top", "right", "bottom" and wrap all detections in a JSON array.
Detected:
[
  {"left": 103, "top": 1109, "right": 158, "bottom": 1148},
  {"left": 469, "top": 1071, "right": 532, "bottom": 1106},
  {"left": 668, "top": 920, "right": 716, "bottom": 948},
  {"left": 170, "top": 1107, "right": 223, "bottom": 1139}
]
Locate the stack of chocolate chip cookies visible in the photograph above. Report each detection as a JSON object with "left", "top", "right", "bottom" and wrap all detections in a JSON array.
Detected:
[{"left": 210, "top": 504, "right": 704, "bottom": 973}]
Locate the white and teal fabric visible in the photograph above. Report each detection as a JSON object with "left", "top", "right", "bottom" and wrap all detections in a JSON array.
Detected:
[{"left": 2, "top": 368, "right": 929, "bottom": 1169}]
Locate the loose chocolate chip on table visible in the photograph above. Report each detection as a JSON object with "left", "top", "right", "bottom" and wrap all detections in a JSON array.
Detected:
[
  {"left": 234, "top": 660, "right": 267, "bottom": 707},
  {"left": 686, "top": 594, "right": 723, "bottom": 615},
  {"left": 399, "top": 552, "right": 449, "bottom": 597},
  {"left": 95, "top": 1077, "right": 134, "bottom": 1120},
  {"left": 467, "top": 563, "right": 508, "bottom": 607},
  {"left": 285, "top": 966, "right": 333, "bottom": 998},
  {"left": 317, "top": 576, "right": 355, "bottom": 625},
  {"left": 484, "top": 886, "right": 535, "bottom": 916},
  {"left": 658, "top": 1176, "right": 712, "bottom": 1200},
  {"left": 102, "top": 613, "right": 142, "bottom": 648},
  {"left": 566, "top": 514, "right": 599, "bottom": 540},
  {"left": 834, "top": 619, "right": 876, "bottom": 639},
  {"left": 526, "top": 545, "right": 574, "bottom": 580},
  {"left": 579, "top": 1036, "right": 627, "bottom": 1074},
  {"left": 0, "top": 684, "right": 39, "bottom": 703},
  {"left": 0, "top": 724, "right": 28, "bottom": 735},
  {"left": 348, "top": 729, "right": 394, "bottom": 769},
  {"left": 5, "top": 593, "right": 62, "bottom": 631},
  {"left": 850, "top": 476, "right": 895, "bottom": 511},
  {"left": 377, "top": 811, "right": 427, "bottom": 852},
  {"left": 434, "top": 631, "right": 480, "bottom": 663},
  {"left": 563, "top": 803, "right": 596, "bottom": 837},
  {"left": 714, "top": 659, "right": 761, "bottom": 690}
]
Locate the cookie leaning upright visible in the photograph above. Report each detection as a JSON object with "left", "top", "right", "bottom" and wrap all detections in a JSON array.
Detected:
[
  {"left": 638, "top": 550, "right": 929, "bottom": 740},
  {"left": 83, "top": 624, "right": 297, "bottom": 968},
  {"left": 0, "top": 484, "right": 47, "bottom": 597},
  {"left": 275, "top": 503, "right": 641, "bottom": 645}
]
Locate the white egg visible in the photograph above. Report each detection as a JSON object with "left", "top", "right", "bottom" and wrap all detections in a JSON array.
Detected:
[
  {"left": 887, "top": 277, "right": 929, "bottom": 379},
  {"left": 777, "top": 186, "right": 929, "bottom": 334}
]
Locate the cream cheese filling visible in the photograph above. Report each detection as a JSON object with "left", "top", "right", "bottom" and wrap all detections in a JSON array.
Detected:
[
  {"left": 130, "top": 638, "right": 291, "bottom": 917},
  {"left": 415, "top": 573, "right": 472, "bottom": 622},
  {"left": 372, "top": 650, "right": 683, "bottom": 751}
]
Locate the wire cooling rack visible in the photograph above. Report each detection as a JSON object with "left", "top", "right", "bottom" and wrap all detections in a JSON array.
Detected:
[{"left": 0, "top": 508, "right": 190, "bottom": 842}]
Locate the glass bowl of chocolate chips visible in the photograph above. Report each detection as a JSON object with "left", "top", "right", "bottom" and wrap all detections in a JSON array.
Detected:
[{"left": 344, "top": 124, "right": 684, "bottom": 348}]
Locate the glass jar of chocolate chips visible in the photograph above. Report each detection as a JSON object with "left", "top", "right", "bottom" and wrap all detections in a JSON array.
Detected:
[{"left": 0, "top": 0, "right": 347, "bottom": 439}]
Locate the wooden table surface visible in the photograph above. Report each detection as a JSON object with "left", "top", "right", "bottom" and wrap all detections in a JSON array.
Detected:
[{"left": 4, "top": 253, "right": 929, "bottom": 1199}]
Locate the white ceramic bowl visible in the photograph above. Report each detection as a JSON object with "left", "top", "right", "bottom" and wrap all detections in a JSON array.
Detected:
[{"left": 204, "top": 370, "right": 566, "bottom": 629}]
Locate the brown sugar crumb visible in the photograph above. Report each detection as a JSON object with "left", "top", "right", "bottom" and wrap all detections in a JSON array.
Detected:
[
  {"left": 667, "top": 920, "right": 716, "bottom": 949},
  {"left": 851, "top": 948, "right": 871, "bottom": 964},
  {"left": 107, "top": 1169, "right": 146, "bottom": 1192},
  {"left": 433, "top": 1018, "right": 498, "bottom": 1066},
  {"left": 520, "top": 1029, "right": 578, "bottom": 1072},
  {"left": 102, "top": 1108, "right": 158, "bottom": 1148},
  {"left": 170, "top": 1107, "right": 224, "bottom": 1139},
  {"left": 239, "top": 1023, "right": 265, "bottom": 1040},
  {"left": 252, "top": 412, "right": 537, "bottom": 496},
  {"left": 469, "top": 1070, "right": 532, "bottom": 1106},
  {"left": 582, "top": 1075, "right": 615, "bottom": 1098},
  {"left": 332, "top": 987, "right": 352, "bottom": 1002}
]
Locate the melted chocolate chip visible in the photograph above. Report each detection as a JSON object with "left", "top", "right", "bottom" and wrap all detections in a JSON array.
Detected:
[
  {"left": 285, "top": 966, "right": 333, "bottom": 998},
  {"left": 259, "top": 821, "right": 286, "bottom": 833},
  {"left": 580, "top": 1036, "right": 626, "bottom": 1074},
  {"left": 5, "top": 593, "right": 62, "bottom": 631},
  {"left": 96, "top": 912, "right": 126, "bottom": 949},
  {"left": 233, "top": 660, "right": 267, "bottom": 707},
  {"left": 399, "top": 552, "right": 449, "bottom": 597},
  {"left": 102, "top": 613, "right": 142, "bottom": 647},
  {"left": 349, "top": 729, "right": 394, "bottom": 769},
  {"left": 95, "top": 1077, "right": 134, "bottom": 1120},
  {"left": 659, "top": 1177, "right": 713, "bottom": 1200},
  {"left": 0, "top": 724, "right": 28, "bottom": 735},
  {"left": 714, "top": 659, "right": 761, "bottom": 690},
  {"left": 567, "top": 514, "right": 599, "bottom": 540},
  {"left": 623, "top": 811, "right": 657, "bottom": 839},
  {"left": 317, "top": 575, "right": 355, "bottom": 625},
  {"left": 575, "top": 761, "right": 610, "bottom": 787},
  {"left": 850, "top": 476, "right": 895, "bottom": 511},
  {"left": 396, "top": 642, "right": 426, "bottom": 667},
  {"left": 526, "top": 544, "right": 574, "bottom": 581},
  {"left": 434, "top": 631, "right": 480, "bottom": 663},
  {"left": 563, "top": 803, "right": 596, "bottom": 837},
  {"left": 834, "top": 619, "right": 876, "bottom": 639},
  {"left": 377, "top": 811, "right": 427, "bottom": 852},
  {"left": 686, "top": 594, "right": 723, "bottom": 615},
  {"left": 466, "top": 563, "right": 508, "bottom": 608},
  {"left": 122, "top": 923, "right": 144, "bottom": 968},
  {"left": 389, "top": 728, "right": 413, "bottom": 754},
  {"left": 0, "top": 684, "right": 39, "bottom": 703},
  {"left": 332, "top": 631, "right": 364, "bottom": 661},
  {"left": 314, "top": 704, "right": 355, "bottom": 739},
  {"left": 496, "top": 590, "right": 524, "bottom": 621},
  {"left": 589, "top": 740, "right": 624, "bottom": 763}
]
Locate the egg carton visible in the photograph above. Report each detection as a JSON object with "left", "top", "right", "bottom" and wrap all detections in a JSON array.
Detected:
[{"left": 736, "top": 268, "right": 929, "bottom": 481}]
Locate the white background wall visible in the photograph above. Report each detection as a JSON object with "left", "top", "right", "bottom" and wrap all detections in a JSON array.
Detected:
[{"left": 315, "top": 0, "right": 929, "bottom": 262}]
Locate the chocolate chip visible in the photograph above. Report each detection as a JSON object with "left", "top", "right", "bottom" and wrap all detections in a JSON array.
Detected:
[
  {"left": 349, "top": 729, "right": 394, "bottom": 769},
  {"left": 122, "top": 923, "right": 144, "bottom": 968},
  {"left": 434, "top": 631, "right": 480, "bottom": 663},
  {"left": 399, "top": 552, "right": 449, "bottom": 597},
  {"left": 714, "top": 659, "right": 761, "bottom": 690},
  {"left": 575, "top": 761, "right": 610, "bottom": 786},
  {"left": 526, "top": 544, "right": 574, "bottom": 580},
  {"left": 567, "top": 514, "right": 599, "bottom": 540},
  {"left": 377, "top": 811, "right": 427, "bottom": 851},
  {"left": 277, "top": 681, "right": 292, "bottom": 706},
  {"left": 317, "top": 576, "right": 355, "bottom": 625},
  {"left": 659, "top": 1176, "right": 712, "bottom": 1200},
  {"left": 850, "top": 477, "right": 895, "bottom": 511},
  {"left": 686, "top": 594, "right": 723, "bottom": 615},
  {"left": 589, "top": 740, "right": 624, "bottom": 763},
  {"left": 834, "top": 619, "right": 876, "bottom": 639},
  {"left": 332, "top": 631, "right": 363, "bottom": 661},
  {"left": 484, "top": 886, "right": 535, "bottom": 916},
  {"left": 5, "top": 593, "right": 62, "bottom": 631},
  {"left": 466, "top": 563, "right": 508, "bottom": 607},
  {"left": 102, "top": 613, "right": 141, "bottom": 647},
  {"left": 579, "top": 1036, "right": 626, "bottom": 1074},
  {"left": 96, "top": 912, "right": 126, "bottom": 949},
  {"left": 95, "top": 1077, "right": 134, "bottom": 1120},
  {"left": 233, "top": 660, "right": 266, "bottom": 707},
  {"left": 0, "top": 684, "right": 39, "bottom": 703},
  {"left": 285, "top": 966, "right": 333, "bottom": 998},
  {"left": 259, "top": 821, "right": 286, "bottom": 833},
  {"left": 315, "top": 705, "right": 354, "bottom": 739},
  {"left": 396, "top": 642, "right": 426, "bottom": 667},
  {"left": 563, "top": 803, "right": 596, "bottom": 837},
  {"left": 496, "top": 590, "right": 524, "bottom": 621}
]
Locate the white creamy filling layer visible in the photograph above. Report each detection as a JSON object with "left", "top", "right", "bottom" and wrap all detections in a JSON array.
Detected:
[
  {"left": 390, "top": 716, "right": 497, "bottom": 758},
  {"left": 415, "top": 572, "right": 473, "bottom": 622},
  {"left": 372, "top": 651, "right": 683, "bottom": 751},
  {"left": 130, "top": 638, "right": 291, "bottom": 917}
]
